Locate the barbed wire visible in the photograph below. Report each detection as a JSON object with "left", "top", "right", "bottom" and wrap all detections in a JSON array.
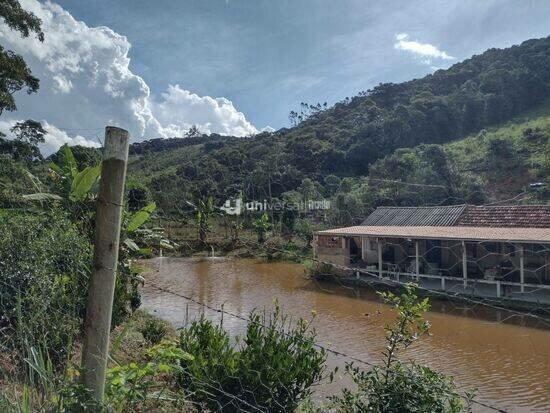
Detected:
[{"left": 146, "top": 266, "right": 508, "bottom": 413}]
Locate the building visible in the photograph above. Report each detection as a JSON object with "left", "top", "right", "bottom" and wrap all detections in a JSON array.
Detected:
[{"left": 314, "top": 205, "right": 550, "bottom": 303}]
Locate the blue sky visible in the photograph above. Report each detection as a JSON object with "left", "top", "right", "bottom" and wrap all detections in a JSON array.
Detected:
[
  {"left": 54, "top": 0, "right": 550, "bottom": 128},
  {"left": 1, "top": 0, "right": 550, "bottom": 151}
]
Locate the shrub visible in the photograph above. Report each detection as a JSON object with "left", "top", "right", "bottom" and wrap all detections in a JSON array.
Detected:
[
  {"left": 178, "top": 305, "right": 326, "bottom": 412},
  {"left": 178, "top": 317, "right": 239, "bottom": 409},
  {"left": 331, "top": 362, "right": 467, "bottom": 413},
  {"left": 0, "top": 210, "right": 91, "bottom": 367},
  {"left": 105, "top": 340, "right": 192, "bottom": 411},
  {"left": 329, "top": 285, "right": 471, "bottom": 413},
  {"left": 140, "top": 317, "right": 169, "bottom": 345}
]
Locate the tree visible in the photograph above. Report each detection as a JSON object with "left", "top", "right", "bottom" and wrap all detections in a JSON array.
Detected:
[
  {"left": 193, "top": 197, "right": 215, "bottom": 243},
  {"left": 127, "top": 184, "right": 149, "bottom": 212},
  {"left": 185, "top": 125, "right": 202, "bottom": 139},
  {"left": 253, "top": 213, "right": 270, "bottom": 243},
  {"left": 11, "top": 119, "right": 45, "bottom": 145},
  {"left": 289, "top": 102, "right": 328, "bottom": 126},
  {"left": 323, "top": 174, "right": 341, "bottom": 197},
  {"left": 295, "top": 218, "right": 313, "bottom": 247},
  {"left": 281, "top": 208, "right": 296, "bottom": 242},
  {"left": 0, "top": 119, "right": 45, "bottom": 162},
  {"left": 0, "top": 0, "right": 44, "bottom": 115}
]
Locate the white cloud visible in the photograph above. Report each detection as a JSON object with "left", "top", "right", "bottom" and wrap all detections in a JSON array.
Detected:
[
  {"left": 52, "top": 74, "right": 73, "bottom": 93},
  {"left": 0, "top": 118, "right": 100, "bottom": 155},
  {"left": 40, "top": 122, "right": 101, "bottom": 154},
  {"left": 260, "top": 125, "right": 276, "bottom": 133},
  {"left": 0, "top": 0, "right": 259, "bottom": 153},
  {"left": 394, "top": 33, "right": 454, "bottom": 64},
  {"left": 151, "top": 85, "right": 257, "bottom": 137}
]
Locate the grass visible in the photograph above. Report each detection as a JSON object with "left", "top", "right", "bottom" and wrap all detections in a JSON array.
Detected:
[
  {"left": 444, "top": 100, "right": 550, "bottom": 201},
  {"left": 0, "top": 310, "right": 181, "bottom": 412},
  {"left": 127, "top": 144, "right": 203, "bottom": 183},
  {"left": 109, "top": 310, "right": 177, "bottom": 365}
]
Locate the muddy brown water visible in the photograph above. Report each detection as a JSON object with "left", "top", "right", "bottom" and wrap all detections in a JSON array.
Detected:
[{"left": 141, "top": 257, "right": 550, "bottom": 412}]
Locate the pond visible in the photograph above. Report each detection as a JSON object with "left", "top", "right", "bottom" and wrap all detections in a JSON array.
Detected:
[{"left": 141, "top": 257, "right": 550, "bottom": 412}]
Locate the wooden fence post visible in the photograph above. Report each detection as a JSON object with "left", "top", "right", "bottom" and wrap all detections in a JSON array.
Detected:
[{"left": 81, "top": 126, "right": 129, "bottom": 401}]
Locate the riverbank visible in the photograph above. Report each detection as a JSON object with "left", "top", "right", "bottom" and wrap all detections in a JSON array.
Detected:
[
  {"left": 0, "top": 309, "right": 199, "bottom": 412},
  {"left": 164, "top": 231, "right": 313, "bottom": 264}
]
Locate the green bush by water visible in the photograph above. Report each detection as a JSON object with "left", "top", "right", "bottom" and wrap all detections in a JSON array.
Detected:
[{"left": 178, "top": 304, "right": 326, "bottom": 413}]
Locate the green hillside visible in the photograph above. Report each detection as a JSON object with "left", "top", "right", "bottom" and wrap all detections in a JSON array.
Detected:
[
  {"left": 446, "top": 102, "right": 550, "bottom": 200},
  {"left": 368, "top": 102, "right": 550, "bottom": 208},
  {"left": 125, "top": 36, "right": 550, "bottom": 222}
]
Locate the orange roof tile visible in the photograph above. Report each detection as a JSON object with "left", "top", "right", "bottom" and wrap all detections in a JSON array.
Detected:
[{"left": 316, "top": 226, "right": 550, "bottom": 243}]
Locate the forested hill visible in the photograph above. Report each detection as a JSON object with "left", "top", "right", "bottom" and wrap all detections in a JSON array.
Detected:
[
  {"left": 277, "top": 35, "right": 550, "bottom": 175},
  {"left": 127, "top": 36, "right": 550, "bottom": 219}
]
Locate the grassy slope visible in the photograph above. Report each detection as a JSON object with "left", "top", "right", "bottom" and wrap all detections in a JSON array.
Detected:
[
  {"left": 444, "top": 100, "right": 550, "bottom": 201},
  {"left": 127, "top": 143, "right": 203, "bottom": 183}
]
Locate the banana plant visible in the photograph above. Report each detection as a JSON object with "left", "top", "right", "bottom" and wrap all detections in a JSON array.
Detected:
[
  {"left": 187, "top": 197, "right": 215, "bottom": 243},
  {"left": 253, "top": 213, "right": 271, "bottom": 243},
  {"left": 122, "top": 202, "right": 177, "bottom": 257},
  {"left": 48, "top": 144, "right": 101, "bottom": 202}
]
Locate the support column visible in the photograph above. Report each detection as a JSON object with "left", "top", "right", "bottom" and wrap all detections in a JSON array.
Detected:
[
  {"left": 441, "top": 276, "right": 446, "bottom": 290},
  {"left": 462, "top": 240, "right": 467, "bottom": 288},
  {"left": 415, "top": 240, "right": 420, "bottom": 281},
  {"left": 313, "top": 234, "right": 317, "bottom": 258},
  {"left": 377, "top": 238, "right": 382, "bottom": 278},
  {"left": 496, "top": 280, "right": 501, "bottom": 298},
  {"left": 361, "top": 236, "right": 367, "bottom": 261},
  {"left": 519, "top": 245, "right": 525, "bottom": 293},
  {"left": 343, "top": 237, "right": 351, "bottom": 266}
]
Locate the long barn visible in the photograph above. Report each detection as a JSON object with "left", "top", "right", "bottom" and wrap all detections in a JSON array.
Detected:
[{"left": 314, "top": 205, "right": 550, "bottom": 303}]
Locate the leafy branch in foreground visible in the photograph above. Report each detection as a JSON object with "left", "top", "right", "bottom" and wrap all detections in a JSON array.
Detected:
[{"left": 329, "top": 284, "right": 473, "bottom": 413}]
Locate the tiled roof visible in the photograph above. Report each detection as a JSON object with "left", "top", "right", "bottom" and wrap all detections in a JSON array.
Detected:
[
  {"left": 456, "top": 205, "right": 550, "bottom": 228},
  {"left": 316, "top": 226, "right": 550, "bottom": 243},
  {"left": 361, "top": 205, "right": 466, "bottom": 227}
]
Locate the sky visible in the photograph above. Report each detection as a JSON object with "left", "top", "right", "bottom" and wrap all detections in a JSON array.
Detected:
[{"left": 1, "top": 0, "right": 550, "bottom": 153}]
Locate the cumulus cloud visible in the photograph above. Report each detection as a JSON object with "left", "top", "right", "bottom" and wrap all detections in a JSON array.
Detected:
[
  {"left": 394, "top": 33, "right": 454, "bottom": 64},
  {"left": 0, "top": 118, "right": 100, "bottom": 156},
  {"left": 0, "top": 0, "right": 259, "bottom": 153},
  {"left": 260, "top": 125, "right": 276, "bottom": 133},
  {"left": 39, "top": 122, "right": 101, "bottom": 154},
  {"left": 151, "top": 85, "right": 258, "bottom": 137}
]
